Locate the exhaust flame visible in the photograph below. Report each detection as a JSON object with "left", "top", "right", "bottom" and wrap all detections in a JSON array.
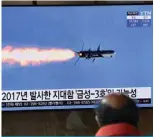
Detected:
[{"left": 2, "top": 45, "right": 75, "bottom": 66}]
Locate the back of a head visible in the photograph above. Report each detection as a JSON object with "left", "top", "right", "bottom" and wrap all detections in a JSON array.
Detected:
[{"left": 95, "top": 93, "right": 140, "bottom": 136}]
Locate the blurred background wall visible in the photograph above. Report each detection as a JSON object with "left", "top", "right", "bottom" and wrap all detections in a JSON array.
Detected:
[{"left": 2, "top": 108, "right": 153, "bottom": 136}]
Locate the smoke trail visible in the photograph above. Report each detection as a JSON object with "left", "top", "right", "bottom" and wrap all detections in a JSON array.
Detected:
[{"left": 2, "top": 45, "right": 75, "bottom": 66}]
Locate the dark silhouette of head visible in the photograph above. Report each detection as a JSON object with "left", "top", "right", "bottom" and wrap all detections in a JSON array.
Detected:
[{"left": 95, "top": 93, "right": 139, "bottom": 128}]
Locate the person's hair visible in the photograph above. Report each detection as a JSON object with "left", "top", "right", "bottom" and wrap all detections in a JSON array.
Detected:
[{"left": 95, "top": 94, "right": 139, "bottom": 127}]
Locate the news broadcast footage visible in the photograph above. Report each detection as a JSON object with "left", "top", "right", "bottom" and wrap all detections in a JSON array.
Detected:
[{"left": 2, "top": 5, "right": 153, "bottom": 111}]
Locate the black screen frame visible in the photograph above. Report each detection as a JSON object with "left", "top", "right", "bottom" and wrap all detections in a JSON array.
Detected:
[{"left": 2, "top": 1, "right": 153, "bottom": 7}]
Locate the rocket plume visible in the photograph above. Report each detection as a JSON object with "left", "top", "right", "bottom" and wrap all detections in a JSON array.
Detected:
[{"left": 2, "top": 45, "right": 75, "bottom": 66}]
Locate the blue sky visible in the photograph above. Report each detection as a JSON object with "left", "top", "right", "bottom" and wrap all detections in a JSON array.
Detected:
[{"left": 2, "top": 5, "right": 153, "bottom": 90}]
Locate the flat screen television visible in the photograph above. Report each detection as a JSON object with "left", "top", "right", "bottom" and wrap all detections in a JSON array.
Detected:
[{"left": 2, "top": 4, "right": 153, "bottom": 111}]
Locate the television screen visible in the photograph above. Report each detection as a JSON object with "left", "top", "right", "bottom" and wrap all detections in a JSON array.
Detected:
[{"left": 2, "top": 5, "right": 153, "bottom": 111}]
